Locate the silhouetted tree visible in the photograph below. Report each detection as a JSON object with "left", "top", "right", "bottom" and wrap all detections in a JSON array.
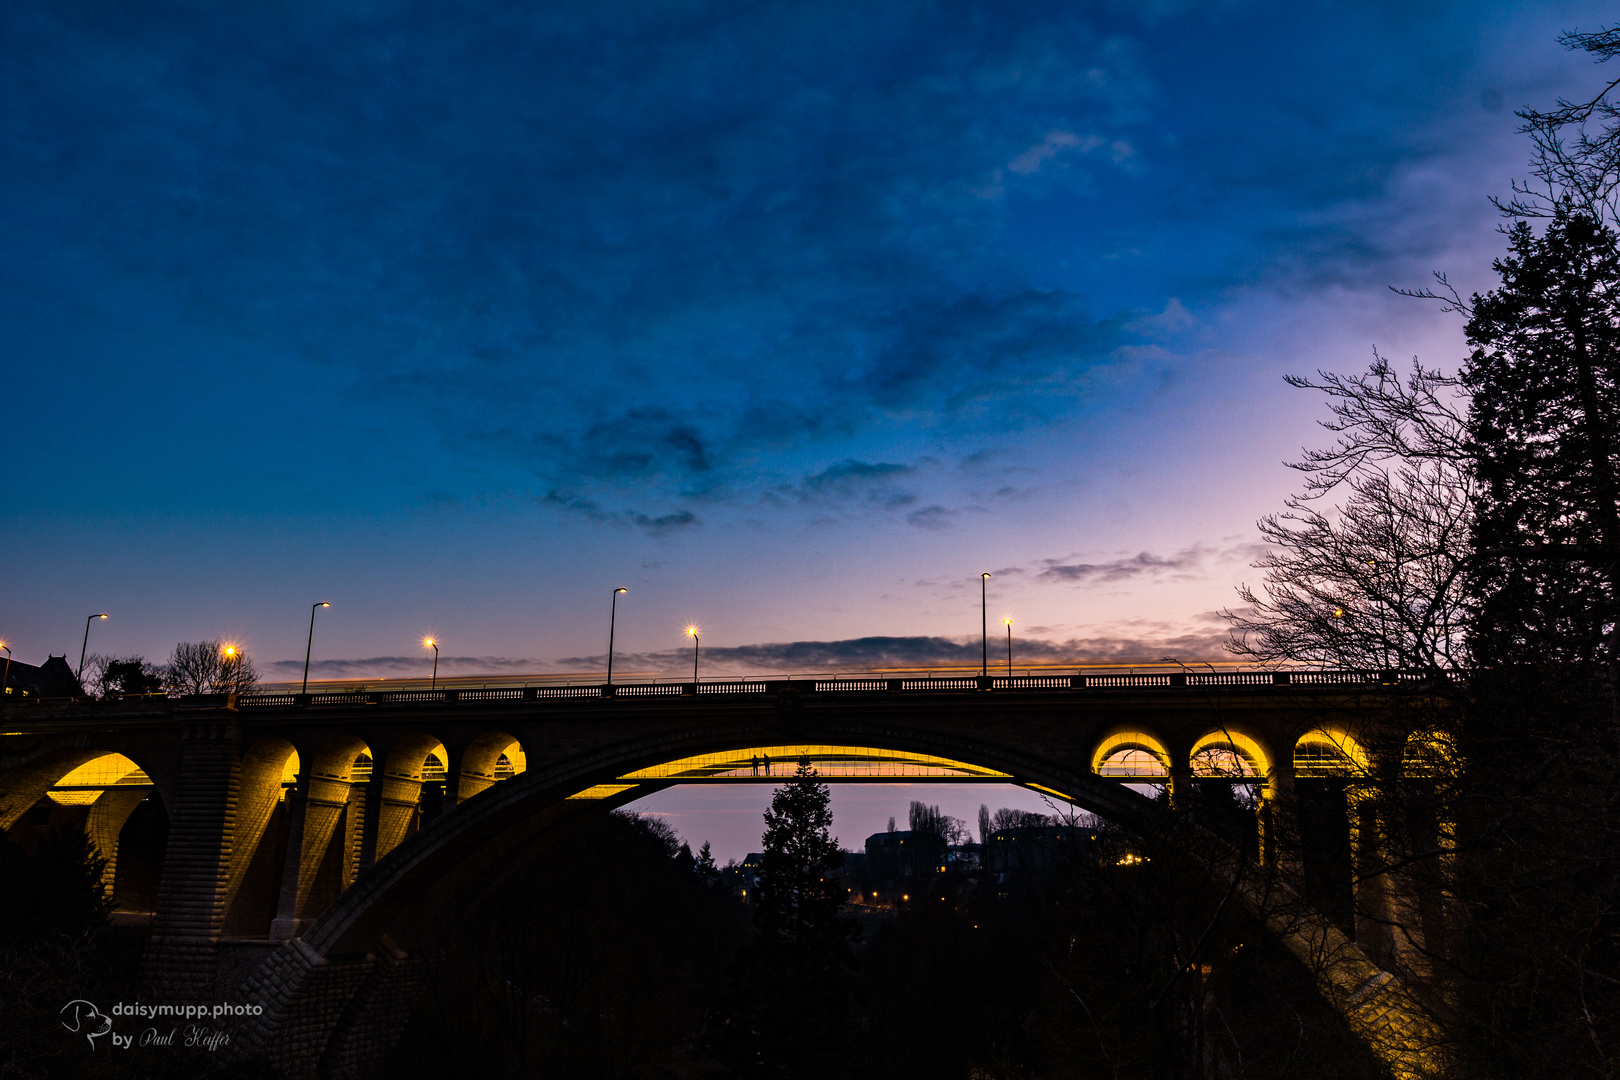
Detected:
[
  {"left": 84, "top": 655, "right": 166, "bottom": 699},
  {"left": 715, "top": 758, "right": 860, "bottom": 1078},
  {"left": 907, "top": 800, "right": 966, "bottom": 845},
  {"left": 1463, "top": 207, "right": 1620, "bottom": 675}
]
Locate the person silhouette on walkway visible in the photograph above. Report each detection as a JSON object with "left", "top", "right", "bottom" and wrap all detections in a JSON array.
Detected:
[
  {"left": 750, "top": 755, "right": 760, "bottom": 776},
  {"left": 762, "top": 753, "right": 771, "bottom": 775}
]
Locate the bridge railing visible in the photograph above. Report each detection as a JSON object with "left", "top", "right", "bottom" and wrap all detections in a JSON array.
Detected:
[{"left": 17, "top": 669, "right": 1439, "bottom": 712}]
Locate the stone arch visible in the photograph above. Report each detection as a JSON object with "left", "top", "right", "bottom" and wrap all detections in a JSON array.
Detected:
[
  {"left": 1190, "top": 728, "right": 1274, "bottom": 778},
  {"left": 1295, "top": 728, "right": 1371, "bottom": 776},
  {"left": 1090, "top": 727, "right": 1171, "bottom": 777},
  {"left": 0, "top": 748, "right": 167, "bottom": 896},
  {"left": 456, "top": 731, "right": 526, "bottom": 803},
  {"left": 238, "top": 719, "right": 1438, "bottom": 1079},
  {"left": 220, "top": 738, "right": 299, "bottom": 930},
  {"left": 0, "top": 747, "right": 161, "bottom": 832},
  {"left": 260, "top": 735, "right": 376, "bottom": 941},
  {"left": 1401, "top": 728, "right": 1458, "bottom": 780},
  {"left": 373, "top": 733, "right": 448, "bottom": 863}
]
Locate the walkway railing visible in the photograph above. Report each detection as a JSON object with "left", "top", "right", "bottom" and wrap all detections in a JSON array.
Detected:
[{"left": 86, "top": 669, "right": 1435, "bottom": 711}]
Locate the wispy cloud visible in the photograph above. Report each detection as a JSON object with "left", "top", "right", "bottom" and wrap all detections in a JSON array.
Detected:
[
  {"left": 1035, "top": 541, "right": 1268, "bottom": 586},
  {"left": 268, "top": 655, "right": 543, "bottom": 677}
]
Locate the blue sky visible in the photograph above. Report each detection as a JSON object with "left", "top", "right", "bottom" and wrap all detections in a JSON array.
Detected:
[{"left": 4, "top": 1, "right": 1612, "bottom": 679}]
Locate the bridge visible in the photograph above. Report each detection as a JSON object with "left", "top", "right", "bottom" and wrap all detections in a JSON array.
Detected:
[{"left": 0, "top": 671, "right": 1450, "bottom": 1077}]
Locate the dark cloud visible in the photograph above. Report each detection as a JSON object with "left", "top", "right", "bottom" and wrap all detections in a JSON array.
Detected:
[{"left": 4, "top": 0, "right": 1558, "bottom": 525}]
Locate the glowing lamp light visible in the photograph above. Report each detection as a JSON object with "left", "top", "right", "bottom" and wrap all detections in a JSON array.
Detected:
[{"left": 1332, "top": 607, "right": 1347, "bottom": 618}]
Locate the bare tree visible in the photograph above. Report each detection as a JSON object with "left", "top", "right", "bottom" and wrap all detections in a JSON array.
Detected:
[
  {"left": 1496, "top": 26, "right": 1620, "bottom": 225},
  {"left": 1224, "top": 355, "right": 1475, "bottom": 682},
  {"left": 164, "top": 641, "right": 259, "bottom": 696}
]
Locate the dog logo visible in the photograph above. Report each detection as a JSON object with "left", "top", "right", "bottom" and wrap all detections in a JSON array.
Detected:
[{"left": 60, "top": 999, "right": 113, "bottom": 1049}]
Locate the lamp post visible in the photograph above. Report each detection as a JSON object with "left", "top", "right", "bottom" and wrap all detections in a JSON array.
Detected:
[
  {"left": 606, "top": 588, "right": 627, "bottom": 685},
  {"left": 302, "top": 602, "right": 330, "bottom": 695},
  {"left": 78, "top": 613, "right": 108, "bottom": 683},
  {"left": 686, "top": 626, "right": 699, "bottom": 684},
  {"left": 1, "top": 642, "right": 11, "bottom": 698},
  {"left": 980, "top": 573, "right": 991, "bottom": 678},
  {"left": 424, "top": 638, "right": 439, "bottom": 690},
  {"left": 1004, "top": 618, "right": 1013, "bottom": 677},
  {"left": 222, "top": 644, "right": 240, "bottom": 693}
]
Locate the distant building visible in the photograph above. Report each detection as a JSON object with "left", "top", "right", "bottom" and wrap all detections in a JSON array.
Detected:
[
  {"left": 864, "top": 829, "right": 947, "bottom": 884},
  {"left": 3, "top": 655, "right": 84, "bottom": 699},
  {"left": 981, "top": 824, "right": 1097, "bottom": 883},
  {"left": 725, "top": 852, "right": 765, "bottom": 901}
]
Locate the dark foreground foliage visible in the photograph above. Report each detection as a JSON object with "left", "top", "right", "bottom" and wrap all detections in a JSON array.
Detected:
[
  {"left": 0, "top": 827, "right": 273, "bottom": 1080},
  {"left": 385, "top": 811, "right": 750, "bottom": 1080}
]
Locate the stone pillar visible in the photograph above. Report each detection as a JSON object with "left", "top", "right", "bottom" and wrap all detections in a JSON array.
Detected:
[
  {"left": 372, "top": 776, "right": 424, "bottom": 864},
  {"left": 344, "top": 779, "right": 368, "bottom": 889},
  {"left": 1261, "top": 761, "right": 1302, "bottom": 877},
  {"left": 1350, "top": 784, "right": 1395, "bottom": 965},
  {"left": 270, "top": 778, "right": 310, "bottom": 942},
  {"left": 1167, "top": 764, "right": 1195, "bottom": 810},
  {"left": 142, "top": 723, "right": 241, "bottom": 1001},
  {"left": 356, "top": 779, "right": 385, "bottom": 875},
  {"left": 271, "top": 774, "right": 357, "bottom": 939}
]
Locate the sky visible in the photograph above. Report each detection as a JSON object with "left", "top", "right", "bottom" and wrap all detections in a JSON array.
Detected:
[{"left": 5, "top": 1, "right": 1615, "bottom": 856}]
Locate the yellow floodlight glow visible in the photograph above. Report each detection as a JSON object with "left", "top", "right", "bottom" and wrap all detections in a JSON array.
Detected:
[
  {"left": 423, "top": 637, "right": 436, "bottom": 647},
  {"left": 685, "top": 625, "right": 699, "bottom": 638},
  {"left": 1003, "top": 618, "right": 1013, "bottom": 626},
  {"left": 618, "top": 745, "right": 1010, "bottom": 782}
]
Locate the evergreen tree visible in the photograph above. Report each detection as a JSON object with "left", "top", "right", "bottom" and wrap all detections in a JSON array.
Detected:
[
  {"left": 1464, "top": 205, "right": 1620, "bottom": 674},
  {"left": 715, "top": 757, "right": 859, "bottom": 1078}
]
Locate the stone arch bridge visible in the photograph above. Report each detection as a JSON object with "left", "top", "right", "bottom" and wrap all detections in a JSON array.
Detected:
[{"left": 0, "top": 672, "right": 1448, "bottom": 1077}]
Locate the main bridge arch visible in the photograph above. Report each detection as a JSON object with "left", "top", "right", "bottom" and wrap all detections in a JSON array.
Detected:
[
  {"left": 266, "top": 717, "right": 1153, "bottom": 964},
  {"left": 236, "top": 715, "right": 1435, "bottom": 1080}
]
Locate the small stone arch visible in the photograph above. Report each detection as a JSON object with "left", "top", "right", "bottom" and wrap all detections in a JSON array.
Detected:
[
  {"left": 457, "top": 731, "right": 526, "bottom": 803},
  {"left": 1090, "top": 728, "right": 1172, "bottom": 777},
  {"left": 1190, "top": 729, "right": 1274, "bottom": 778},
  {"left": 374, "top": 733, "right": 448, "bottom": 863},
  {"left": 1294, "top": 728, "right": 1370, "bottom": 776},
  {"left": 221, "top": 738, "right": 300, "bottom": 928},
  {"left": 1401, "top": 728, "right": 1458, "bottom": 780}
]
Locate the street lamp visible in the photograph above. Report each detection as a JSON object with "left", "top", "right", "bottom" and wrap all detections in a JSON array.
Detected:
[
  {"left": 78, "top": 613, "right": 109, "bottom": 683},
  {"left": 980, "top": 573, "right": 991, "bottom": 679},
  {"left": 1, "top": 642, "right": 11, "bottom": 698},
  {"left": 302, "top": 602, "right": 331, "bottom": 695},
  {"left": 423, "top": 638, "right": 439, "bottom": 690},
  {"left": 606, "top": 588, "right": 627, "bottom": 685},
  {"left": 686, "top": 626, "right": 699, "bottom": 684},
  {"left": 221, "top": 645, "right": 242, "bottom": 693},
  {"left": 1004, "top": 618, "right": 1013, "bottom": 677}
]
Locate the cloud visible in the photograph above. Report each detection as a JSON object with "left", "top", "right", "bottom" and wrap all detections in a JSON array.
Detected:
[
  {"left": 268, "top": 655, "right": 542, "bottom": 677},
  {"left": 4, "top": 0, "right": 1569, "bottom": 529},
  {"left": 571, "top": 627, "right": 1235, "bottom": 674},
  {"left": 1035, "top": 540, "right": 1267, "bottom": 586}
]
